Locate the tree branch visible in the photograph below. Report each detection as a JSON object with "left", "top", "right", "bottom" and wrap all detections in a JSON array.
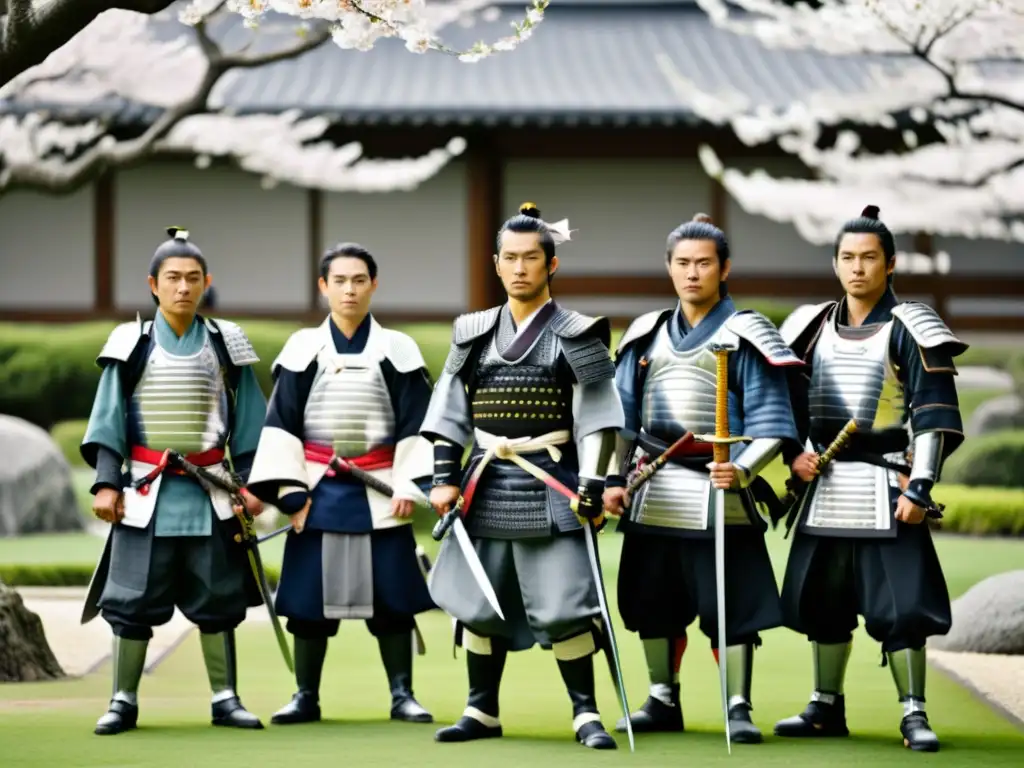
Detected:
[{"left": 0, "top": 0, "right": 175, "bottom": 88}]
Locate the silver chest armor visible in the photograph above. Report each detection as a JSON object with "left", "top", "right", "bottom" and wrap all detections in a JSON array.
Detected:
[
  {"left": 801, "top": 317, "right": 903, "bottom": 534},
  {"left": 132, "top": 337, "right": 228, "bottom": 454},
  {"left": 629, "top": 323, "right": 752, "bottom": 532},
  {"left": 303, "top": 349, "right": 395, "bottom": 457}
]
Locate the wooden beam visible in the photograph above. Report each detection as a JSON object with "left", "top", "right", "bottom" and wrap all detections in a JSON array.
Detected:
[
  {"left": 94, "top": 173, "right": 114, "bottom": 311},
  {"left": 466, "top": 144, "right": 503, "bottom": 311},
  {"left": 308, "top": 188, "right": 323, "bottom": 311}
]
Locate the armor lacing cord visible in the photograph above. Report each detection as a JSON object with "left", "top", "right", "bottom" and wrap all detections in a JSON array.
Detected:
[{"left": 472, "top": 428, "right": 572, "bottom": 480}]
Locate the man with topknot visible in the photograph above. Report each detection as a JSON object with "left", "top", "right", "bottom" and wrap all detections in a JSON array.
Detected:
[
  {"left": 603, "top": 213, "right": 803, "bottom": 745},
  {"left": 772, "top": 205, "right": 968, "bottom": 752},
  {"left": 422, "top": 202, "right": 625, "bottom": 749},
  {"left": 80, "top": 227, "right": 268, "bottom": 735}
]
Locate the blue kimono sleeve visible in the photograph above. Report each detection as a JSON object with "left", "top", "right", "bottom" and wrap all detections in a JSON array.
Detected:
[
  {"left": 81, "top": 364, "right": 129, "bottom": 494},
  {"left": 228, "top": 365, "right": 268, "bottom": 482},
  {"left": 383, "top": 360, "right": 434, "bottom": 493}
]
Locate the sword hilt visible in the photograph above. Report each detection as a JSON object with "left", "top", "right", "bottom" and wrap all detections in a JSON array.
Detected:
[{"left": 431, "top": 496, "right": 464, "bottom": 541}]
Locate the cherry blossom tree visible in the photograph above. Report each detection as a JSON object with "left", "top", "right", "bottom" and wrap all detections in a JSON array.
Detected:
[
  {"left": 0, "top": 0, "right": 548, "bottom": 195},
  {"left": 660, "top": 0, "right": 1024, "bottom": 262}
]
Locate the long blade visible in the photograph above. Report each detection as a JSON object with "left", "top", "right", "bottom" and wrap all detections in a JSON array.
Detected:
[
  {"left": 246, "top": 546, "right": 294, "bottom": 674},
  {"left": 452, "top": 517, "right": 505, "bottom": 621},
  {"left": 583, "top": 520, "right": 634, "bottom": 753},
  {"left": 714, "top": 487, "right": 731, "bottom": 755}
]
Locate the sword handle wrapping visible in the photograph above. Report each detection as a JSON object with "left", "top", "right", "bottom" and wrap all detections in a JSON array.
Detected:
[
  {"left": 713, "top": 349, "right": 730, "bottom": 465},
  {"left": 431, "top": 498, "right": 463, "bottom": 541}
]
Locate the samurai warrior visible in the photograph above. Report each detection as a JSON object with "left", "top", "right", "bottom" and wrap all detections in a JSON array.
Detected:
[
  {"left": 422, "top": 203, "right": 625, "bottom": 749},
  {"left": 81, "top": 227, "right": 268, "bottom": 734},
  {"left": 773, "top": 206, "right": 967, "bottom": 752},
  {"left": 245, "top": 243, "right": 437, "bottom": 726},
  {"left": 603, "top": 213, "right": 802, "bottom": 744}
]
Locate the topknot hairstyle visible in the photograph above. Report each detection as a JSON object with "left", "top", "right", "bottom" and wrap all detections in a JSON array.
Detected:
[{"left": 666, "top": 212, "right": 731, "bottom": 298}]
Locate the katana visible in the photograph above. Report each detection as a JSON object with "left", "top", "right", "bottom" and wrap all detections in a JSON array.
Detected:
[
  {"left": 162, "top": 450, "right": 295, "bottom": 675},
  {"left": 782, "top": 419, "right": 858, "bottom": 538},
  {"left": 696, "top": 342, "right": 753, "bottom": 755},
  {"left": 477, "top": 454, "right": 635, "bottom": 753}
]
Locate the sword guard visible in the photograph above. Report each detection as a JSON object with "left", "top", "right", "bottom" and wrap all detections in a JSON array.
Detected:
[{"left": 693, "top": 434, "right": 752, "bottom": 445}]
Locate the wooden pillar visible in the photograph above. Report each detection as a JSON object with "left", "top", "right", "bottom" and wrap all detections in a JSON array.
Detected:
[
  {"left": 466, "top": 143, "right": 503, "bottom": 311},
  {"left": 710, "top": 177, "right": 727, "bottom": 232},
  {"left": 308, "top": 188, "right": 323, "bottom": 312},
  {"left": 913, "top": 232, "right": 946, "bottom": 318},
  {"left": 94, "top": 173, "right": 114, "bottom": 312}
]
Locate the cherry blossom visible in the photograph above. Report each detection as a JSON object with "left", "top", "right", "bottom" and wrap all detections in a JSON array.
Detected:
[{"left": 673, "top": 0, "right": 1024, "bottom": 251}]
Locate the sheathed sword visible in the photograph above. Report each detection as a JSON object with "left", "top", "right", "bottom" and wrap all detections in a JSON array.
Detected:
[
  {"left": 624, "top": 431, "right": 696, "bottom": 502},
  {"left": 467, "top": 454, "right": 635, "bottom": 753},
  {"left": 160, "top": 450, "right": 295, "bottom": 675},
  {"left": 781, "top": 419, "right": 858, "bottom": 538},
  {"left": 694, "top": 342, "right": 752, "bottom": 756}
]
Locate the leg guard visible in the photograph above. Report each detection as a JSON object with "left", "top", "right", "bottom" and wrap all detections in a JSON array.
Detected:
[
  {"left": 774, "top": 640, "right": 852, "bottom": 738},
  {"left": 434, "top": 630, "right": 506, "bottom": 743},
  {"left": 615, "top": 636, "right": 686, "bottom": 734},
  {"left": 553, "top": 633, "right": 616, "bottom": 750},
  {"left": 378, "top": 631, "right": 433, "bottom": 723},
  {"left": 887, "top": 648, "right": 939, "bottom": 752},
  {"left": 94, "top": 636, "right": 148, "bottom": 736},
  {"left": 200, "top": 630, "right": 263, "bottom": 730},
  {"left": 716, "top": 643, "right": 762, "bottom": 745},
  {"left": 271, "top": 636, "right": 328, "bottom": 725}
]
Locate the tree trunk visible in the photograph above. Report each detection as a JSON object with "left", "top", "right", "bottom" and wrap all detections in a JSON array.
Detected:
[{"left": 0, "top": 580, "right": 65, "bottom": 682}]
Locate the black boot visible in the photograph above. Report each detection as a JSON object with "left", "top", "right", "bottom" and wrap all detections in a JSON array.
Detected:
[
  {"left": 721, "top": 643, "right": 762, "bottom": 745},
  {"left": 435, "top": 639, "right": 506, "bottom": 743},
  {"left": 378, "top": 631, "right": 432, "bottom": 723},
  {"left": 775, "top": 641, "right": 852, "bottom": 738},
  {"left": 557, "top": 651, "right": 617, "bottom": 750},
  {"left": 615, "top": 638, "right": 685, "bottom": 733},
  {"left": 200, "top": 630, "right": 263, "bottom": 729},
  {"left": 889, "top": 648, "right": 939, "bottom": 752},
  {"left": 95, "top": 636, "right": 148, "bottom": 735},
  {"left": 271, "top": 636, "right": 327, "bottom": 725}
]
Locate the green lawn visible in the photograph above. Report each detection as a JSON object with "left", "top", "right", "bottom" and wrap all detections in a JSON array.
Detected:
[{"left": 1, "top": 531, "right": 1022, "bottom": 766}]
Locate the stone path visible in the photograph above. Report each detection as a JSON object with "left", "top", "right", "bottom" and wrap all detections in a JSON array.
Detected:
[
  {"left": 16, "top": 587, "right": 269, "bottom": 678},
  {"left": 928, "top": 649, "right": 1024, "bottom": 729}
]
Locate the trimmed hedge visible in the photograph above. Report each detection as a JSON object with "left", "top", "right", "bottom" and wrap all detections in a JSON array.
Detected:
[
  {"left": 943, "top": 430, "right": 1024, "bottom": 489},
  {"left": 932, "top": 484, "right": 1024, "bottom": 536},
  {"left": 0, "top": 303, "right": 791, "bottom": 431}
]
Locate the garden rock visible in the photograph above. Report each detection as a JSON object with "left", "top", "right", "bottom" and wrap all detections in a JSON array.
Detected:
[
  {"left": 0, "top": 415, "right": 84, "bottom": 536},
  {"left": 930, "top": 570, "right": 1024, "bottom": 655},
  {"left": 0, "top": 581, "right": 65, "bottom": 681}
]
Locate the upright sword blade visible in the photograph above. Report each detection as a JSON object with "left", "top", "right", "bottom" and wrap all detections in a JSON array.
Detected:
[
  {"left": 714, "top": 486, "right": 731, "bottom": 755},
  {"left": 451, "top": 516, "right": 505, "bottom": 621}
]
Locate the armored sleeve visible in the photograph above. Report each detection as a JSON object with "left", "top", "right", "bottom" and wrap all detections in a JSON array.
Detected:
[
  {"left": 891, "top": 320, "right": 965, "bottom": 503},
  {"left": 421, "top": 324, "right": 478, "bottom": 486},
  {"left": 604, "top": 341, "right": 644, "bottom": 488},
  {"left": 729, "top": 341, "right": 801, "bottom": 486},
  {"left": 381, "top": 359, "right": 435, "bottom": 499},
  {"left": 244, "top": 359, "right": 317, "bottom": 511}
]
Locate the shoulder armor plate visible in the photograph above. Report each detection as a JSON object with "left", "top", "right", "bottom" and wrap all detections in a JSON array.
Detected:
[
  {"left": 549, "top": 307, "right": 611, "bottom": 348},
  {"left": 778, "top": 301, "right": 836, "bottom": 347},
  {"left": 615, "top": 308, "right": 673, "bottom": 357},
  {"left": 453, "top": 307, "right": 502, "bottom": 347},
  {"left": 891, "top": 302, "right": 968, "bottom": 357},
  {"left": 96, "top": 318, "right": 148, "bottom": 366},
  {"left": 558, "top": 333, "right": 616, "bottom": 386},
  {"left": 207, "top": 318, "right": 260, "bottom": 366},
  {"left": 380, "top": 329, "right": 428, "bottom": 374},
  {"left": 725, "top": 310, "right": 804, "bottom": 367},
  {"left": 272, "top": 327, "right": 325, "bottom": 374}
]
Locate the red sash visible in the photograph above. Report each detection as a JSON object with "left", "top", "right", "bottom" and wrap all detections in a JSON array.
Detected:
[
  {"left": 130, "top": 446, "right": 225, "bottom": 473},
  {"left": 303, "top": 442, "right": 395, "bottom": 475}
]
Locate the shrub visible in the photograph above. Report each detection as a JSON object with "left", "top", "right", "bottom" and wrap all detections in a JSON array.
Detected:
[
  {"left": 942, "top": 430, "right": 1024, "bottom": 489},
  {"left": 933, "top": 483, "right": 1024, "bottom": 536},
  {"left": 50, "top": 419, "right": 89, "bottom": 467}
]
